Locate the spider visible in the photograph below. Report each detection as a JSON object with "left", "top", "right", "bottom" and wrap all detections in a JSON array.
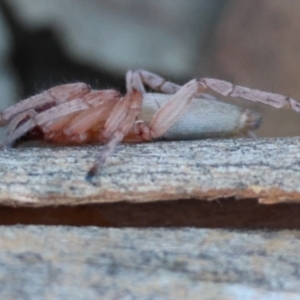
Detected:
[{"left": 0, "top": 69, "right": 299, "bottom": 181}]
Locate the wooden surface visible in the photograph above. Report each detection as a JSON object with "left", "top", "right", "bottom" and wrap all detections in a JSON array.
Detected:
[
  {"left": 0, "top": 226, "right": 299, "bottom": 299},
  {"left": 1, "top": 137, "right": 300, "bottom": 206}
]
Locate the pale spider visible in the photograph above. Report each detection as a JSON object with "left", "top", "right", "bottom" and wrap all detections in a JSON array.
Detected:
[{"left": 0, "top": 69, "right": 299, "bottom": 181}]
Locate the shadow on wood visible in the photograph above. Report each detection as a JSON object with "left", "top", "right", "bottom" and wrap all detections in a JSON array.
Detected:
[{"left": 1, "top": 198, "right": 300, "bottom": 229}]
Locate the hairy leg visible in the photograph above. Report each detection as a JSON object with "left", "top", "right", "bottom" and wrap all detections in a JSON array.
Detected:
[
  {"left": 1, "top": 89, "right": 121, "bottom": 148},
  {"left": 126, "top": 70, "right": 146, "bottom": 93},
  {"left": 86, "top": 89, "right": 142, "bottom": 180},
  {"left": 128, "top": 69, "right": 218, "bottom": 102},
  {"left": 61, "top": 90, "right": 121, "bottom": 135},
  {"left": 0, "top": 110, "right": 38, "bottom": 148},
  {"left": 128, "top": 69, "right": 181, "bottom": 94},
  {"left": 0, "top": 98, "right": 93, "bottom": 148},
  {"left": 0, "top": 83, "right": 91, "bottom": 126},
  {"left": 45, "top": 90, "right": 121, "bottom": 134},
  {"left": 130, "top": 70, "right": 300, "bottom": 111},
  {"left": 201, "top": 78, "right": 300, "bottom": 112},
  {"left": 139, "top": 79, "right": 207, "bottom": 140}
]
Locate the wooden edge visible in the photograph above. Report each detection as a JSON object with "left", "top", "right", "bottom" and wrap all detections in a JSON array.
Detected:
[{"left": 0, "top": 137, "right": 300, "bottom": 206}]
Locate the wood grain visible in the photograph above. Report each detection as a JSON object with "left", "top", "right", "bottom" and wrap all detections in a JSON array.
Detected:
[
  {"left": 0, "top": 226, "right": 300, "bottom": 299},
  {"left": 1, "top": 137, "right": 300, "bottom": 206}
]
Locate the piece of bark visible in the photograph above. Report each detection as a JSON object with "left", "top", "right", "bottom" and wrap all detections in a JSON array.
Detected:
[
  {"left": 0, "top": 137, "right": 300, "bottom": 206},
  {"left": 0, "top": 226, "right": 300, "bottom": 299}
]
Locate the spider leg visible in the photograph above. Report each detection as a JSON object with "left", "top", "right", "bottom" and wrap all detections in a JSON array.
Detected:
[
  {"left": 0, "top": 83, "right": 91, "bottom": 126},
  {"left": 126, "top": 70, "right": 146, "bottom": 93},
  {"left": 44, "top": 90, "right": 121, "bottom": 134},
  {"left": 86, "top": 89, "right": 142, "bottom": 181},
  {"left": 1, "top": 97, "right": 96, "bottom": 148},
  {"left": 139, "top": 79, "right": 207, "bottom": 140},
  {"left": 128, "top": 69, "right": 181, "bottom": 94},
  {"left": 201, "top": 78, "right": 300, "bottom": 113},
  {"left": 1, "top": 88, "right": 121, "bottom": 148},
  {"left": 127, "top": 70, "right": 217, "bottom": 101},
  {"left": 64, "top": 104, "right": 116, "bottom": 137},
  {"left": 5, "top": 110, "right": 37, "bottom": 137},
  {"left": 63, "top": 90, "right": 121, "bottom": 135},
  {"left": 0, "top": 109, "right": 38, "bottom": 148}
]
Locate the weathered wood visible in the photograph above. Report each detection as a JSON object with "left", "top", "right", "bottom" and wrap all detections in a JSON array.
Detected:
[
  {"left": 1, "top": 137, "right": 300, "bottom": 206},
  {"left": 0, "top": 226, "right": 299, "bottom": 299}
]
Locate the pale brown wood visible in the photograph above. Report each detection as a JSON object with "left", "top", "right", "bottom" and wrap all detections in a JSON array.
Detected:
[
  {"left": 0, "top": 137, "right": 300, "bottom": 206},
  {"left": 0, "top": 226, "right": 299, "bottom": 299}
]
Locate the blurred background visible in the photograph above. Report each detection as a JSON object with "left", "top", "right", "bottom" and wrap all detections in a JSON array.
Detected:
[{"left": 1, "top": 0, "right": 300, "bottom": 138}]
